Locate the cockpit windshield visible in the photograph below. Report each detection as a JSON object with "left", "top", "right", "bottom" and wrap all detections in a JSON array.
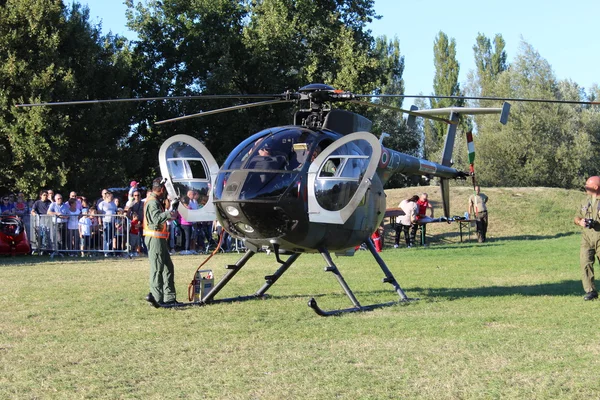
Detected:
[
  {"left": 215, "top": 127, "right": 339, "bottom": 202},
  {"left": 222, "top": 127, "right": 324, "bottom": 172}
]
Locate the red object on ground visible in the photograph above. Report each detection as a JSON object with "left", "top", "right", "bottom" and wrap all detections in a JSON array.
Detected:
[
  {"left": 0, "top": 216, "right": 31, "bottom": 256},
  {"left": 371, "top": 230, "right": 382, "bottom": 252}
]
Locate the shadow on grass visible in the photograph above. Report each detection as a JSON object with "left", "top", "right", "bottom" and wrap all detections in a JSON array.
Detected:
[
  {"left": 409, "top": 279, "right": 583, "bottom": 299},
  {"left": 383, "top": 231, "right": 578, "bottom": 251},
  {"left": 491, "top": 231, "right": 578, "bottom": 242}
]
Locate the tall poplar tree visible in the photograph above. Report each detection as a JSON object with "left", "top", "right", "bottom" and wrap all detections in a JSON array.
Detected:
[
  {"left": 423, "top": 31, "right": 463, "bottom": 159},
  {"left": 472, "top": 33, "right": 507, "bottom": 96}
]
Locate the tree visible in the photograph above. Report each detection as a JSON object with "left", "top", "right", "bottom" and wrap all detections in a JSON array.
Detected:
[
  {"left": 0, "top": 0, "right": 133, "bottom": 197},
  {"left": 472, "top": 33, "right": 507, "bottom": 97},
  {"left": 474, "top": 41, "right": 597, "bottom": 188},
  {"left": 424, "top": 31, "right": 464, "bottom": 159},
  {"left": 124, "top": 0, "right": 407, "bottom": 176}
]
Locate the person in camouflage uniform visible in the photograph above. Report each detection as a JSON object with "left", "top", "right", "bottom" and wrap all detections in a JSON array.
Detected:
[
  {"left": 144, "top": 178, "right": 179, "bottom": 307},
  {"left": 574, "top": 176, "right": 600, "bottom": 301}
]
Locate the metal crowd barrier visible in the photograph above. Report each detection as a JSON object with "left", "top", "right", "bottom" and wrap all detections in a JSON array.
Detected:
[{"left": 30, "top": 213, "right": 134, "bottom": 258}]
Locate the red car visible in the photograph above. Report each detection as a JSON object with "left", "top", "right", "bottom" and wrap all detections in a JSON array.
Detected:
[{"left": 0, "top": 216, "right": 31, "bottom": 256}]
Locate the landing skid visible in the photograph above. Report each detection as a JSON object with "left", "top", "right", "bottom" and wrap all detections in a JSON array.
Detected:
[
  {"left": 146, "top": 239, "right": 416, "bottom": 315},
  {"left": 307, "top": 238, "right": 416, "bottom": 316}
]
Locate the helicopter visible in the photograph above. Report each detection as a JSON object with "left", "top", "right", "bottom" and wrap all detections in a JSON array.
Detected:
[
  {"left": 18, "top": 83, "right": 512, "bottom": 315},
  {"left": 151, "top": 83, "right": 513, "bottom": 315}
]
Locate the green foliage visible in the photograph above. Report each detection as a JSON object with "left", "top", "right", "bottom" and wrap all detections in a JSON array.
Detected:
[
  {"left": 423, "top": 31, "right": 465, "bottom": 159},
  {"left": 0, "top": 0, "right": 133, "bottom": 197},
  {"left": 124, "top": 0, "right": 403, "bottom": 172},
  {"left": 472, "top": 33, "right": 507, "bottom": 96},
  {"left": 471, "top": 41, "right": 600, "bottom": 188}
]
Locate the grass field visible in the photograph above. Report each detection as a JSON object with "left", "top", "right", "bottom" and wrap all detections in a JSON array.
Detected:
[{"left": 1, "top": 187, "right": 599, "bottom": 399}]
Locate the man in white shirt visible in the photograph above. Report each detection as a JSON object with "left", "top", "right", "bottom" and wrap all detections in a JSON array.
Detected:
[{"left": 394, "top": 195, "right": 419, "bottom": 248}]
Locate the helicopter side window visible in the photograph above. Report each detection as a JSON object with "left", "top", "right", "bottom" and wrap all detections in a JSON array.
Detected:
[
  {"left": 313, "top": 140, "right": 372, "bottom": 212},
  {"left": 167, "top": 159, "right": 208, "bottom": 180},
  {"left": 318, "top": 157, "right": 341, "bottom": 177}
]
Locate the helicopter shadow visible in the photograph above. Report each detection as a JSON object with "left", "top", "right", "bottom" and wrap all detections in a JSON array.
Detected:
[{"left": 408, "top": 279, "right": 583, "bottom": 300}]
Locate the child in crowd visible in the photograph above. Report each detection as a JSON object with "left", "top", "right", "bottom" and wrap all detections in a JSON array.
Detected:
[
  {"left": 66, "top": 198, "right": 81, "bottom": 254},
  {"left": 79, "top": 208, "right": 93, "bottom": 257},
  {"left": 129, "top": 212, "right": 141, "bottom": 256},
  {"left": 14, "top": 193, "right": 28, "bottom": 218},
  {"left": 88, "top": 206, "right": 99, "bottom": 252},
  {"left": 113, "top": 208, "right": 125, "bottom": 254}
]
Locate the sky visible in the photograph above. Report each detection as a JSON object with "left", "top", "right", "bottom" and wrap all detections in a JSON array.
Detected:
[{"left": 82, "top": 0, "right": 600, "bottom": 99}]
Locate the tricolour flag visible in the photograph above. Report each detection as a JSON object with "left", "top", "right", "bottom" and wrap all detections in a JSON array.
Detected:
[{"left": 466, "top": 131, "right": 475, "bottom": 164}]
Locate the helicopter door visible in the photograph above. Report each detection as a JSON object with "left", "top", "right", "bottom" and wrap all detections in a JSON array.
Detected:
[
  {"left": 307, "top": 132, "right": 381, "bottom": 224},
  {"left": 158, "top": 134, "right": 220, "bottom": 222}
]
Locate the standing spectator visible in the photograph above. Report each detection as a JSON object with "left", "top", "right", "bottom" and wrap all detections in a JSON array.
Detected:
[
  {"left": 14, "top": 192, "right": 29, "bottom": 238},
  {"left": 468, "top": 186, "right": 489, "bottom": 243},
  {"left": 48, "top": 194, "right": 68, "bottom": 251},
  {"left": 416, "top": 193, "right": 434, "bottom": 246},
  {"left": 65, "top": 198, "right": 81, "bottom": 254},
  {"left": 125, "top": 190, "right": 144, "bottom": 219},
  {"left": 47, "top": 190, "right": 55, "bottom": 204},
  {"left": 1, "top": 196, "right": 15, "bottom": 215},
  {"left": 178, "top": 196, "right": 194, "bottom": 255},
  {"left": 395, "top": 195, "right": 419, "bottom": 248},
  {"left": 128, "top": 181, "right": 139, "bottom": 204},
  {"left": 87, "top": 206, "right": 100, "bottom": 252},
  {"left": 125, "top": 190, "right": 146, "bottom": 254},
  {"left": 213, "top": 219, "right": 231, "bottom": 252},
  {"left": 98, "top": 191, "right": 118, "bottom": 256},
  {"left": 129, "top": 212, "right": 142, "bottom": 255},
  {"left": 113, "top": 208, "right": 126, "bottom": 254},
  {"left": 69, "top": 191, "right": 83, "bottom": 211},
  {"left": 187, "top": 190, "right": 199, "bottom": 251},
  {"left": 14, "top": 192, "right": 28, "bottom": 218},
  {"left": 31, "top": 191, "right": 52, "bottom": 216},
  {"left": 96, "top": 189, "right": 108, "bottom": 209},
  {"left": 79, "top": 208, "right": 93, "bottom": 257}
]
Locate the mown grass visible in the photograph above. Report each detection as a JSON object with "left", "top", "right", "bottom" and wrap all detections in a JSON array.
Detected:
[{"left": 1, "top": 187, "right": 598, "bottom": 399}]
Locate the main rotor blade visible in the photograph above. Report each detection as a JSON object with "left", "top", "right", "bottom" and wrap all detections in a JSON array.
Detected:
[
  {"left": 154, "top": 99, "right": 295, "bottom": 125},
  {"left": 15, "top": 94, "right": 282, "bottom": 108},
  {"left": 355, "top": 94, "right": 600, "bottom": 106},
  {"left": 349, "top": 100, "right": 456, "bottom": 125}
]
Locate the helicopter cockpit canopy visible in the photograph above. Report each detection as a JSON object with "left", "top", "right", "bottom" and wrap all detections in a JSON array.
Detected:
[
  {"left": 215, "top": 127, "right": 334, "bottom": 202},
  {"left": 214, "top": 127, "right": 382, "bottom": 226}
]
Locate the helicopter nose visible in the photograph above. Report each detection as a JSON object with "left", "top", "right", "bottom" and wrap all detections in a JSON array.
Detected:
[{"left": 218, "top": 202, "right": 297, "bottom": 240}]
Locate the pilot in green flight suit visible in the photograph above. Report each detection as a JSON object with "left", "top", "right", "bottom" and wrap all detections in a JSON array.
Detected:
[
  {"left": 144, "top": 178, "right": 178, "bottom": 306},
  {"left": 575, "top": 176, "right": 600, "bottom": 301}
]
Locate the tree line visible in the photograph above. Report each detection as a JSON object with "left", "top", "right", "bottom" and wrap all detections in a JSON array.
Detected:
[{"left": 1, "top": 0, "right": 598, "bottom": 198}]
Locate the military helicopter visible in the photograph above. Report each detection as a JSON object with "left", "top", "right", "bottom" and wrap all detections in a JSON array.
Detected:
[
  {"left": 18, "top": 83, "right": 511, "bottom": 315},
  {"left": 151, "top": 83, "right": 513, "bottom": 315}
]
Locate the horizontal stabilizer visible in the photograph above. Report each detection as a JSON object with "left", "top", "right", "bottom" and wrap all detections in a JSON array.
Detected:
[{"left": 414, "top": 107, "right": 504, "bottom": 116}]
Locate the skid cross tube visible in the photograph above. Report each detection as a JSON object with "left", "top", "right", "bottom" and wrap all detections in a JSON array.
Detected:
[
  {"left": 255, "top": 252, "right": 301, "bottom": 297},
  {"left": 201, "top": 249, "right": 256, "bottom": 304},
  {"left": 364, "top": 238, "right": 410, "bottom": 301},
  {"left": 308, "top": 241, "right": 414, "bottom": 316}
]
